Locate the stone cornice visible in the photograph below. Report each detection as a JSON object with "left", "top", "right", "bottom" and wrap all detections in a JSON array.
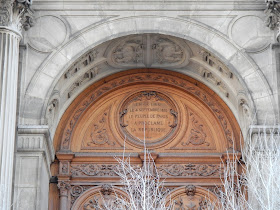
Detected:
[
  {"left": 0, "top": 0, "right": 34, "bottom": 34},
  {"left": 265, "top": 0, "right": 280, "bottom": 42}
]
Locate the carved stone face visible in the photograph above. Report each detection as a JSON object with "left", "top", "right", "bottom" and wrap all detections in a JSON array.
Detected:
[{"left": 186, "top": 185, "right": 196, "bottom": 196}]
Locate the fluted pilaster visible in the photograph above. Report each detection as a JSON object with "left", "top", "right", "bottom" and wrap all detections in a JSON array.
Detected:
[
  {"left": 0, "top": 28, "right": 20, "bottom": 210},
  {"left": 0, "top": 0, "right": 33, "bottom": 209}
]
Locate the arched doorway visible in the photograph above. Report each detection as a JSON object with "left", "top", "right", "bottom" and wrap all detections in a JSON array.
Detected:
[{"left": 50, "top": 69, "right": 241, "bottom": 209}]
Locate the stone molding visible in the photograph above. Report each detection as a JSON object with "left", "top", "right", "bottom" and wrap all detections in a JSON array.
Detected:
[
  {"left": 0, "top": 0, "right": 34, "bottom": 34},
  {"left": 17, "top": 125, "right": 55, "bottom": 166},
  {"left": 265, "top": 0, "right": 280, "bottom": 42}
]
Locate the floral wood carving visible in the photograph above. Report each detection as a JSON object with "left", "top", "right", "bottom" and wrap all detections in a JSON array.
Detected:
[
  {"left": 71, "top": 185, "right": 93, "bottom": 206},
  {"left": 157, "top": 164, "right": 222, "bottom": 177},
  {"left": 87, "top": 112, "right": 115, "bottom": 146},
  {"left": 71, "top": 164, "right": 118, "bottom": 177},
  {"left": 61, "top": 73, "right": 234, "bottom": 150},
  {"left": 182, "top": 112, "right": 209, "bottom": 147}
]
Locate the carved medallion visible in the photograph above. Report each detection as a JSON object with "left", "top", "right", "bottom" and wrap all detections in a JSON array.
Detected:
[{"left": 119, "top": 91, "right": 178, "bottom": 146}]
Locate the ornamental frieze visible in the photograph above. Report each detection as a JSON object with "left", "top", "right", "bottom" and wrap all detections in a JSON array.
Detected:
[{"left": 70, "top": 163, "right": 222, "bottom": 178}]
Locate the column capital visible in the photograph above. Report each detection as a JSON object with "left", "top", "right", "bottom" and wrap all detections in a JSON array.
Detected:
[
  {"left": 57, "top": 181, "right": 71, "bottom": 197},
  {"left": 0, "top": 0, "right": 34, "bottom": 35},
  {"left": 265, "top": 0, "right": 280, "bottom": 42}
]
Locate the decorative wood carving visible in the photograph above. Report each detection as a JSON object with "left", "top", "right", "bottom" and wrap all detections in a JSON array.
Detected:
[
  {"left": 71, "top": 164, "right": 118, "bottom": 177},
  {"left": 71, "top": 186, "right": 129, "bottom": 210},
  {"left": 157, "top": 164, "right": 222, "bottom": 177},
  {"left": 168, "top": 186, "right": 218, "bottom": 210},
  {"left": 181, "top": 112, "right": 209, "bottom": 147},
  {"left": 57, "top": 70, "right": 239, "bottom": 152},
  {"left": 119, "top": 91, "right": 178, "bottom": 146}
]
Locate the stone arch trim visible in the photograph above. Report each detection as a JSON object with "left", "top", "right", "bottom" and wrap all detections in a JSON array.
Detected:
[
  {"left": 24, "top": 16, "right": 274, "bottom": 125},
  {"left": 53, "top": 69, "right": 241, "bottom": 152}
]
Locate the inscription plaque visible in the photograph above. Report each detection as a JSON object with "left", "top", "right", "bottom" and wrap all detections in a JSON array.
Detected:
[{"left": 119, "top": 91, "right": 178, "bottom": 144}]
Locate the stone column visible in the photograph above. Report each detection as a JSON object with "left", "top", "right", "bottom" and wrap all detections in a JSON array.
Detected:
[{"left": 0, "top": 1, "right": 33, "bottom": 209}]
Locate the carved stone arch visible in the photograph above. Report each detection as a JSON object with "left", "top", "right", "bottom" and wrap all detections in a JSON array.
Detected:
[{"left": 22, "top": 16, "right": 274, "bottom": 132}]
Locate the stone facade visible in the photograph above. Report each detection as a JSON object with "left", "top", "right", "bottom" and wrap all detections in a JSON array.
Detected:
[{"left": 0, "top": 0, "right": 280, "bottom": 209}]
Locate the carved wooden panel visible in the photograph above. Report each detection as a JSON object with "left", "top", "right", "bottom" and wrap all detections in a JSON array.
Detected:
[
  {"left": 119, "top": 91, "right": 178, "bottom": 146},
  {"left": 168, "top": 186, "right": 219, "bottom": 210},
  {"left": 56, "top": 69, "right": 240, "bottom": 153}
]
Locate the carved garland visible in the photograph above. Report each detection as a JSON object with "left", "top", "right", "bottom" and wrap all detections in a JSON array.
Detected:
[{"left": 61, "top": 73, "right": 234, "bottom": 150}]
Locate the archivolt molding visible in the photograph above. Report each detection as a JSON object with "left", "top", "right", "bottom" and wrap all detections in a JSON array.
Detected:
[
  {"left": 43, "top": 34, "right": 253, "bottom": 136},
  {"left": 22, "top": 16, "right": 274, "bottom": 129}
]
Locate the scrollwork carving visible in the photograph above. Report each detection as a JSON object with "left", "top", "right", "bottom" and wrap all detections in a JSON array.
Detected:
[
  {"left": 71, "top": 164, "right": 118, "bottom": 177},
  {"left": 182, "top": 112, "right": 209, "bottom": 146},
  {"left": 87, "top": 112, "right": 115, "bottom": 146},
  {"left": 157, "top": 164, "right": 222, "bottom": 177}
]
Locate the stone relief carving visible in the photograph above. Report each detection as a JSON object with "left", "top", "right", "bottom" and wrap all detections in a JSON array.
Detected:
[
  {"left": 239, "top": 99, "right": 251, "bottom": 120},
  {"left": 62, "top": 73, "right": 234, "bottom": 150},
  {"left": 157, "top": 164, "right": 222, "bottom": 177},
  {"left": 0, "top": 0, "right": 34, "bottom": 32},
  {"left": 106, "top": 34, "right": 190, "bottom": 68},
  {"left": 113, "top": 40, "right": 143, "bottom": 64},
  {"left": 46, "top": 98, "right": 59, "bottom": 125},
  {"left": 182, "top": 112, "right": 209, "bottom": 147},
  {"left": 68, "top": 67, "right": 99, "bottom": 98},
  {"left": 153, "top": 37, "right": 183, "bottom": 64},
  {"left": 265, "top": 0, "right": 280, "bottom": 42},
  {"left": 65, "top": 49, "right": 99, "bottom": 79},
  {"left": 202, "top": 69, "right": 229, "bottom": 98},
  {"left": 200, "top": 50, "right": 233, "bottom": 79}
]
